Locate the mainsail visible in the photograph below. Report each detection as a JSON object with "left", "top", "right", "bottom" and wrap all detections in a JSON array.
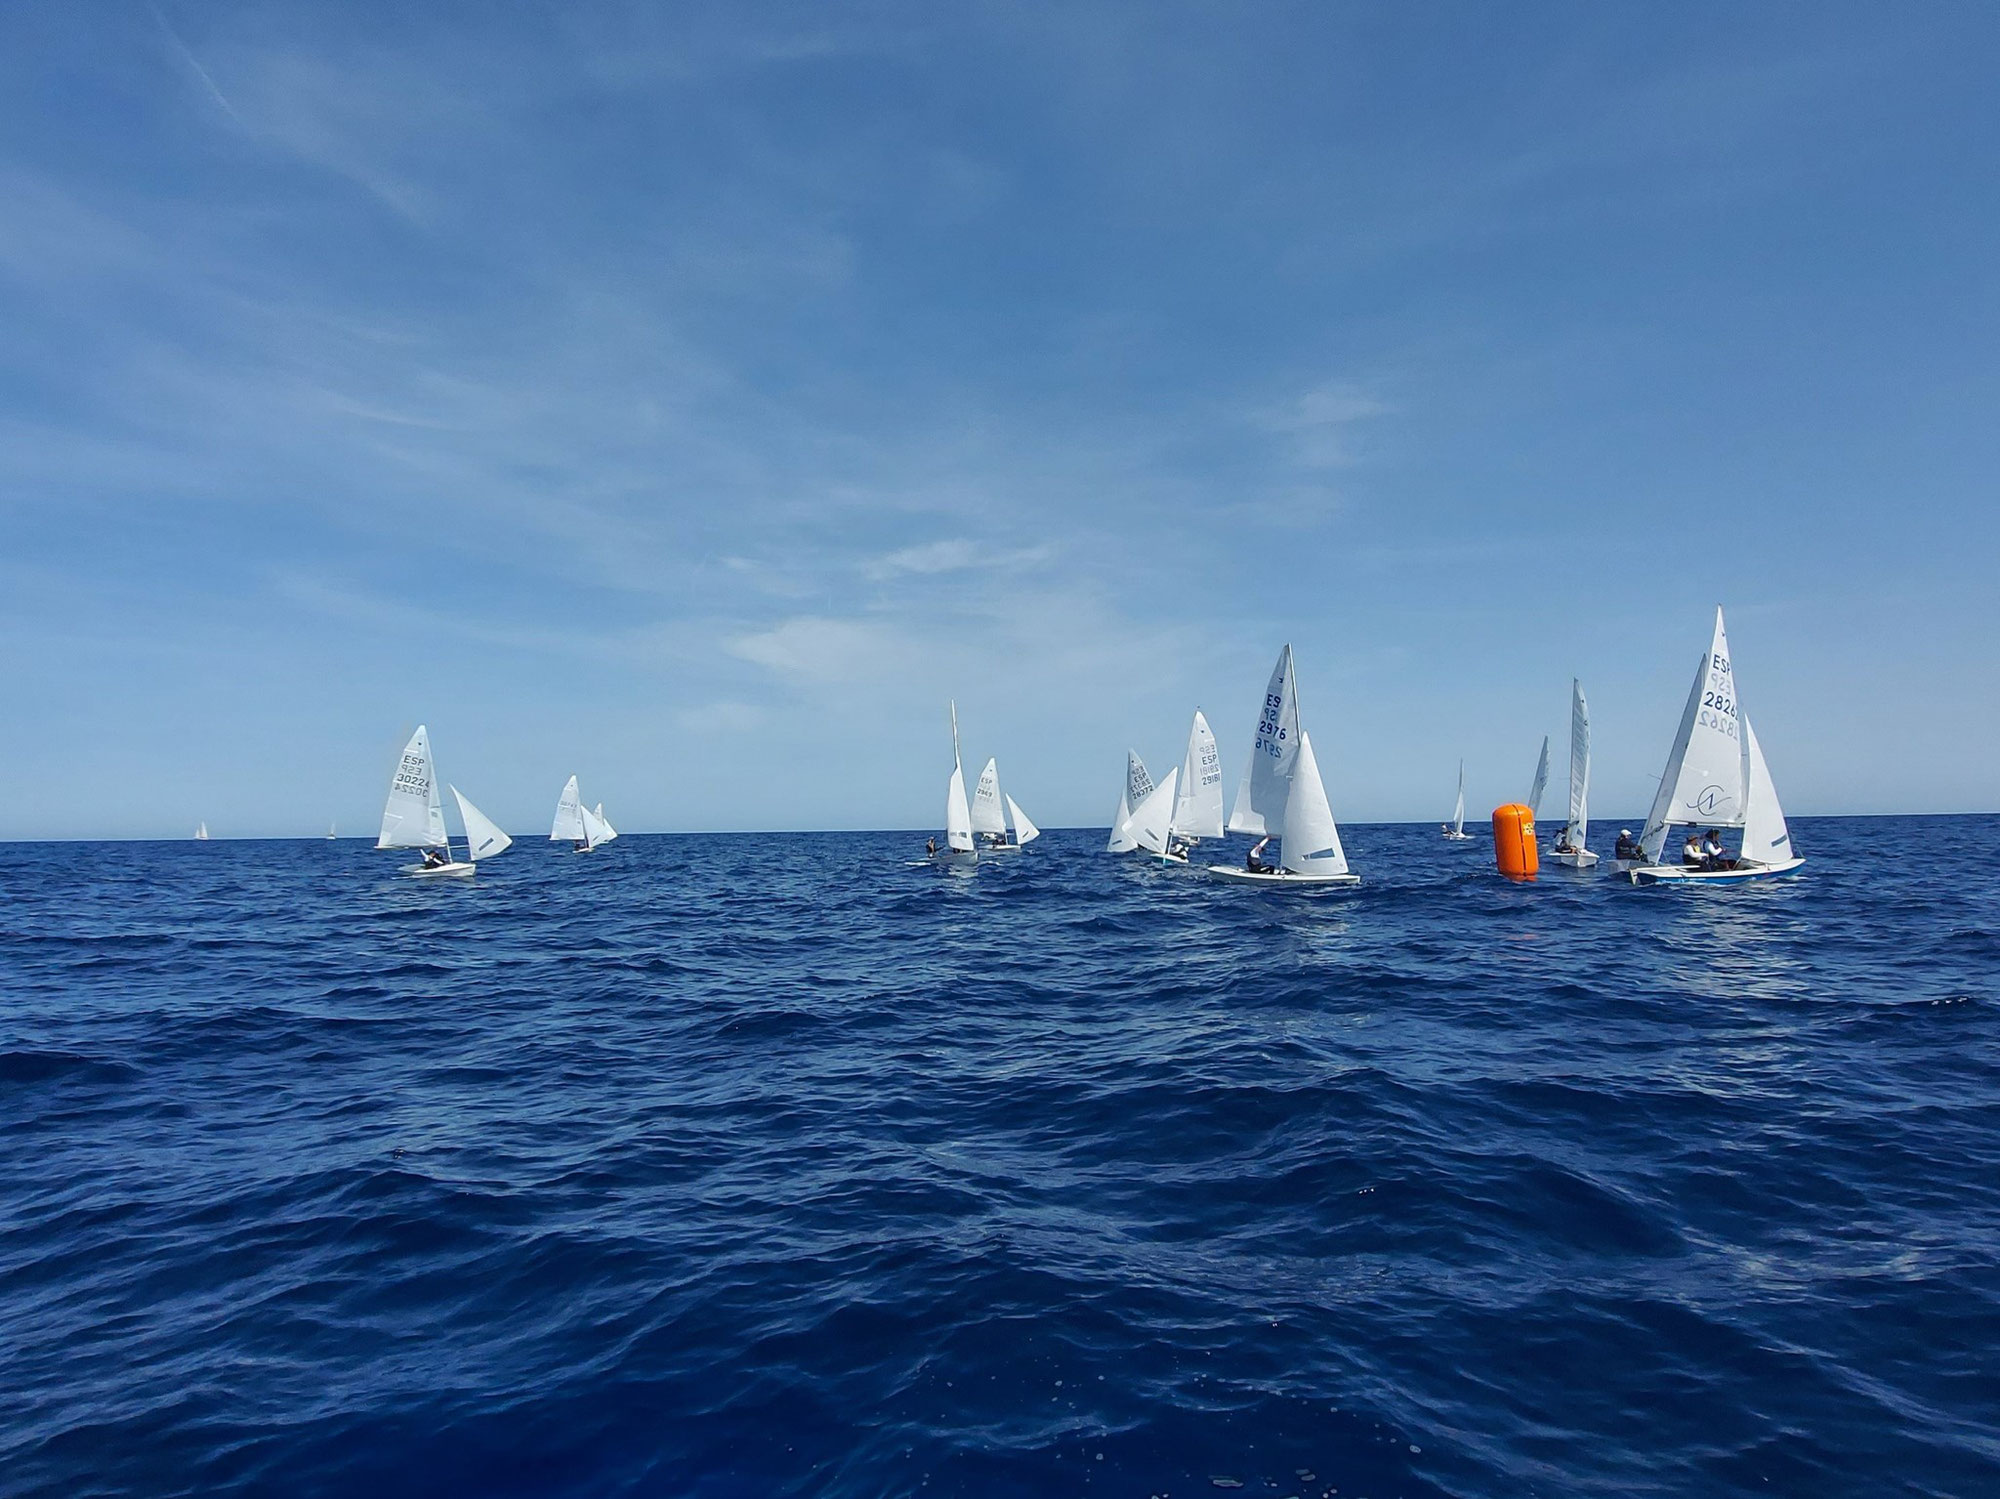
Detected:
[
  {"left": 1173, "top": 710, "right": 1226, "bottom": 840},
  {"left": 1229, "top": 645, "right": 1299, "bottom": 835},
  {"left": 971, "top": 758, "right": 1008, "bottom": 837},
  {"left": 1528, "top": 736, "right": 1550, "bottom": 822},
  {"left": 1566, "top": 679, "right": 1592, "bottom": 847},
  {"left": 945, "top": 702, "right": 974, "bottom": 853},
  {"left": 1640, "top": 607, "right": 1745, "bottom": 862},
  {"left": 593, "top": 803, "right": 620, "bottom": 844},
  {"left": 579, "top": 803, "right": 610, "bottom": 851},
  {"left": 378, "top": 726, "right": 448, "bottom": 850},
  {"left": 1451, "top": 761, "right": 1466, "bottom": 836},
  {"left": 1107, "top": 750, "right": 1155, "bottom": 853},
  {"left": 1006, "top": 795, "right": 1041, "bottom": 846},
  {"left": 451, "top": 787, "right": 513, "bottom": 862},
  {"left": 550, "top": 776, "right": 585, "bottom": 842},
  {"left": 1281, "top": 731, "right": 1349, "bottom": 877}
]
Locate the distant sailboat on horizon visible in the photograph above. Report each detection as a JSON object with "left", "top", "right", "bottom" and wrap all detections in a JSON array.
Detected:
[
  {"left": 971, "top": 758, "right": 1040, "bottom": 852},
  {"left": 1625, "top": 608, "right": 1804, "bottom": 886},
  {"left": 933, "top": 701, "right": 978, "bottom": 868},
  {"left": 1105, "top": 751, "right": 1156, "bottom": 854},
  {"left": 1207, "top": 644, "right": 1359, "bottom": 887},
  {"left": 1549, "top": 680, "right": 1598, "bottom": 868},
  {"left": 551, "top": 777, "right": 617, "bottom": 853},
  {"left": 1442, "top": 761, "right": 1473, "bottom": 841},
  {"left": 377, "top": 726, "right": 508, "bottom": 878},
  {"left": 194, "top": 822, "right": 209, "bottom": 841}
]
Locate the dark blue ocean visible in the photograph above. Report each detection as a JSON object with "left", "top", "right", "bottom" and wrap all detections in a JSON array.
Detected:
[{"left": 3, "top": 817, "right": 1997, "bottom": 1499}]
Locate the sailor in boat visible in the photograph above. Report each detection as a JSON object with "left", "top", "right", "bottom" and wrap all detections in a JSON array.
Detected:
[
  {"left": 1553, "top": 826, "right": 1579, "bottom": 856},
  {"left": 1614, "top": 829, "right": 1642, "bottom": 862},
  {"left": 1245, "top": 836, "right": 1275, "bottom": 874},
  {"left": 1167, "top": 835, "right": 1191, "bottom": 861},
  {"left": 926, "top": 836, "right": 938, "bottom": 858},
  {"left": 1701, "top": 829, "right": 1737, "bottom": 871},
  {"left": 1681, "top": 833, "right": 1706, "bottom": 867},
  {"left": 421, "top": 848, "right": 447, "bottom": 869}
]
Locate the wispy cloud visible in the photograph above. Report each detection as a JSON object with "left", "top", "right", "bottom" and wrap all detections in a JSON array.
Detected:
[
  {"left": 862, "top": 538, "right": 1052, "bottom": 580},
  {"left": 1254, "top": 381, "right": 1393, "bottom": 470}
]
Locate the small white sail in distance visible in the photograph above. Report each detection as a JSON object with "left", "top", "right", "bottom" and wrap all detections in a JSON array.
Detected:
[
  {"left": 971, "top": 758, "right": 1008, "bottom": 838},
  {"left": 1566, "top": 679, "right": 1591, "bottom": 847},
  {"left": 1281, "top": 731, "right": 1349, "bottom": 877},
  {"left": 1122, "top": 768, "right": 1180, "bottom": 855},
  {"left": 378, "top": 726, "right": 449, "bottom": 850},
  {"left": 195, "top": 822, "right": 209, "bottom": 840},
  {"left": 1450, "top": 760, "right": 1467, "bottom": 836},
  {"left": 1172, "top": 710, "right": 1225, "bottom": 841},
  {"left": 593, "top": 802, "right": 620, "bottom": 843},
  {"left": 550, "top": 776, "right": 585, "bottom": 842},
  {"left": 1229, "top": 646, "right": 1299, "bottom": 836},
  {"left": 1107, "top": 750, "right": 1155, "bottom": 853},
  {"left": 578, "top": 802, "right": 611, "bottom": 851},
  {"left": 1528, "top": 736, "right": 1550, "bottom": 821},
  {"left": 450, "top": 787, "right": 513, "bottom": 862},
  {"left": 1639, "top": 607, "right": 1745, "bottom": 862},
  {"left": 944, "top": 700, "right": 975, "bottom": 853},
  {"left": 1005, "top": 795, "right": 1041, "bottom": 846}
]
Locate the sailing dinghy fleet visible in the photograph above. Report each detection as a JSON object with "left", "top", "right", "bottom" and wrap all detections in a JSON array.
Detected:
[{"left": 357, "top": 608, "right": 1799, "bottom": 893}]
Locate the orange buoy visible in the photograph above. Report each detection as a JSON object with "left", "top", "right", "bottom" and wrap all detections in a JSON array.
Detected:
[{"left": 1493, "top": 803, "right": 1538, "bottom": 880}]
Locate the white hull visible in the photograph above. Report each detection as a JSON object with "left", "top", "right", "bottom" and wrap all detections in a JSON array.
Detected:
[
  {"left": 1549, "top": 849, "right": 1600, "bottom": 868},
  {"left": 1154, "top": 849, "right": 1190, "bottom": 866},
  {"left": 1205, "top": 864, "right": 1360, "bottom": 888},
  {"left": 1442, "top": 831, "right": 1473, "bottom": 842},
  {"left": 404, "top": 861, "right": 476, "bottom": 879},
  {"left": 981, "top": 842, "right": 1025, "bottom": 854},
  {"left": 933, "top": 849, "right": 979, "bottom": 869},
  {"left": 1626, "top": 857, "right": 1805, "bottom": 887}
]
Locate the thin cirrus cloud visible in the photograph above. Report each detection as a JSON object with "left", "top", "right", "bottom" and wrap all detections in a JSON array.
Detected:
[{"left": 1, "top": 3, "right": 1997, "bottom": 837}]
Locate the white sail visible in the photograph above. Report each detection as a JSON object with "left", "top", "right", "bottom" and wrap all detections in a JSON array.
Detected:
[
  {"left": 1527, "top": 736, "right": 1550, "bottom": 821},
  {"left": 1228, "top": 645, "right": 1299, "bottom": 835},
  {"left": 578, "top": 802, "right": 609, "bottom": 850},
  {"left": 1173, "top": 710, "right": 1226, "bottom": 840},
  {"left": 1566, "top": 679, "right": 1592, "bottom": 847},
  {"left": 1123, "top": 768, "right": 1180, "bottom": 855},
  {"left": 946, "top": 702, "right": 974, "bottom": 852},
  {"left": 377, "top": 726, "right": 448, "bottom": 850},
  {"left": 971, "top": 758, "right": 1008, "bottom": 836},
  {"left": 1640, "top": 607, "right": 1745, "bottom": 861},
  {"left": 550, "top": 775, "right": 585, "bottom": 842},
  {"left": 1451, "top": 761, "right": 1466, "bottom": 835},
  {"left": 1107, "top": 750, "right": 1154, "bottom": 853},
  {"left": 195, "top": 822, "right": 208, "bottom": 840},
  {"left": 451, "top": 787, "right": 513, "bottom": 861},
  {"left": 593, "top": 802, "right": 620, "bottom": 843},
  {"left": 1281, "top": 731, "right": 1349, "bottom": 877},
  {"left": 1738, "top": 717, "right": 1795, "bottom": 867},
  {"left": 1006, "top": 795, "right": 1041, "bottom": 846}
]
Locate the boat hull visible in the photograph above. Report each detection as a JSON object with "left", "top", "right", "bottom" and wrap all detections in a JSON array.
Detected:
[
  {"left": 1442, "top": 832, "right": 1474, "bottom": 842},
  {"left": 1205, "top": 864, "right": 1360, "bottom": 888},
  {"left": 404, "top": 861, "right": 476, "bottom": 879},
  {"left": 1548, "top": 850, "right": 1600, "bottom": 868},
  {"left": 1626, "top": 857, "right": 1805, "bottom": 886},
  {"left": 932, "top": 849, "right": 979, "bottom": 869}
]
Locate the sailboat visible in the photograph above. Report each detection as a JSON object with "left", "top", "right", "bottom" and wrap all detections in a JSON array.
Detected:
[
  {"left": 933, "top": 701, "right": 978, "bottom": 867},
  {"left": 326, "top": 821, "right": 338, "bottom": 841},
  {"left": 1206, "top": 645, "right": 1359, "bottom": 886},
  {"left": 550, "top": 776, "right": 617, "bottom": 852},
  {"left": 1626, "top": 608, "right": 1804, "bottom": 886},
  {"left": 194, "top": 823, "right": 209, "bottom": 841},
  {"left": 1441, "top": 761, "right": 1473, "bottom": 841},
  {"left": 1120, "top": 767, "right": 1181, "bottom": 859},
  {"left": 1105, "top": 751, "right": 1156, "bottom": 853},
  {"left": 1152, "top": 710, "right": 1224, "bottom": 864},
  {"left": 1549, "top": 680, "right": 1598, "bottom": 868},
  {"left": 377, "top": 725, "right": 507, "bottom": 878},
  {"left": 970, "top": 759, "right": 1040, "bottom": 851}
]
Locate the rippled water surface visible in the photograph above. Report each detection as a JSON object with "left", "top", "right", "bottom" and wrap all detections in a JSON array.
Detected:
[{"left": 3, "top": 817, "right": 1998, "bottom": 1499}]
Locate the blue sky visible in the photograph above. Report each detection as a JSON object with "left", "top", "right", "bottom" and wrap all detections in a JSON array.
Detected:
[{"left": 3, "top": 2, "right": 1996, "bottom": 838}]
